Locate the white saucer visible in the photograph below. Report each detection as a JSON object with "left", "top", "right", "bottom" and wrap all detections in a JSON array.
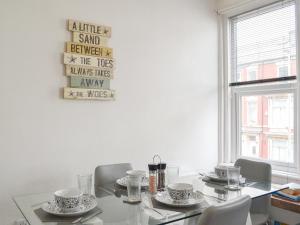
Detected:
[
  {"left": 224, "top": 185, "right": 241, "bottom": 191},
  {"left": 116, "top": 176, "right": 149, "bottom": 188},
  {"left": 206, "top": 173, "right": 228, "bottom": 182},
  {"left": 42, "top": 195, "right": 97, "bottom": 217},
  {"left": 154, "top": 191, "right": 204, "bottom": 207},
  {"left": 205, "top": 173, "right": 246, "bottom": 185}
]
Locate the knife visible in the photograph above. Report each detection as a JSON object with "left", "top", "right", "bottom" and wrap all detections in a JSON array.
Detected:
[{"left": 72, "top": 208, "right": 102, "bottom": 224}]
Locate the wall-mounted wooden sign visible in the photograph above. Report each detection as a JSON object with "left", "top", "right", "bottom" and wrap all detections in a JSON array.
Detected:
[
  {"left": 70, "top": 77, "right": 110, "bottom": 89},
  {"left": 63, "top": 19, "right": 115, "bottom": 101},
  {"left": 66, "top": 42, "right": 113, "bottom": 58},
  {"left": 68, "top": 20, "right": 111, "bottom": 38},
  {"left": 64, "top": 53, "right": 114, "bottom": 69},
  {"left": 64, "top": 87, "right": 115, "bottom": 100},
  {"left": 73, "top": 32, "right": 108, "bottom": 46},
  {"left": 65, "top": 65, "right": 113, "bottom": 80}
]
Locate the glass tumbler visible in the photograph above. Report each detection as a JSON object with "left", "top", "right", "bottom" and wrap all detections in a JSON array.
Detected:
[
  {"left": 77, "top": 174, "right": 92, "bottom": 196},
  {"left": 127, "top": 175, "right": 142, "bottom": 202},
  {"left": 166, "top": 166, "right": 179, "bottom": 185},
  {"left": 227, "top": 166, "right": 241, "bottom": 190}
]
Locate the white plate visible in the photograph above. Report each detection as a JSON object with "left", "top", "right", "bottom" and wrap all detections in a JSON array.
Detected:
[
  {"left": 205, "top": 173, "right": 246, "bottom": 184},
  {"left": 42, "top": 195, "right": 97, "bottom": 217},
  {"left": 126, "top": 170, "right": 146, "bottom": 177},
  {"left": 224, "top": 185, "right": 241, "bottom": 191},
  {"left": 116, "top": 176, "right": 149, "bottom": 188},
  {"left": 154, "top": 191, "right": 204, "bottom": 207},
  {"left": 206, "top": 173, "right": 228, "bottom": 182}
]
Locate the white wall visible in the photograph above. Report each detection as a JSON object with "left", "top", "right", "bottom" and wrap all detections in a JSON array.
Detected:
[
  {"left": 0, "top": 0, "right": 218, "bottom": 224},
  {"left": 217, "top": 0, "right": 246, "bottom": 9}
]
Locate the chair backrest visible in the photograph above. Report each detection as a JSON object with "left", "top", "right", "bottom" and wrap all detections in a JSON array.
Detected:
[
  {"left": 94, "top": 163, "right": 133, "bottom": 188},
  {"left": 234, "top": 158, "right": 272, "bottom": 183},
  {"left": 198, "top": 195, "right": 251, "bottom": 225}
]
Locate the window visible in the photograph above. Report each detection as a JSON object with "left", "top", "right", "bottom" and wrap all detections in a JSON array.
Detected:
[
  {"left": 278, "top": 66, "right": 289, "bottom": 77},
  {"left": 238, "top": 92, "right": 294, "bottom": 165},
  {"left": 268, "top": 94, "right": 294, "bottom": 129},
  {"left": 226, "top": 0, "right": 298, "bottom": 172},
  {"left": 242, "top": 134, "right": 260, "bottom": 158},
  {"left": 230, "top": 1, "right": 296, "bottom": 83},
  {"left": 247, "top": 68, "right": 257, "bottom": 81},
  {"left": 277, "top": 62, "right": 290, "bottom": 77},
  {"left": 268, "top": 138, "right": 293, "bottom": 163}
]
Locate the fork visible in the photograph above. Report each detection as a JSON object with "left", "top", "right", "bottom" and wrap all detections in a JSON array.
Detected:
[
  {"left": 142, "top": 204, "right": 166, "bottom": 217},
  {"left": 71, "top": 209, "right": 102, "bottom": 224}
]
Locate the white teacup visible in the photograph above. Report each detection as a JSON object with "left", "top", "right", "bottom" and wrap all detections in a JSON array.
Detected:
[
  {"left": 167, "top": 183, "right": 193, "bottom": 201},
  {"left": 54, "top": 188, "right": 83, "bottom": 212}
]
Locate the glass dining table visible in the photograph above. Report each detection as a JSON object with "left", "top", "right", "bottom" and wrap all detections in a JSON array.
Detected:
[{"left": 13, "top": 174, "right": 288, "bottom": 225}]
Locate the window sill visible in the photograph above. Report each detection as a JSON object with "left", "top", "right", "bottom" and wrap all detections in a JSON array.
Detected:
[{"left": 272, "top": 170, "right": 300, "bottom": 183}]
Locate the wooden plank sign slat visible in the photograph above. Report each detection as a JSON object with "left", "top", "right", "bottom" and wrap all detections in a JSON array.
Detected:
[
  {"left": 70, "top": 77, "right": 110, "bottom": 89},
  {"left": 65, "top": 65, "right": 113, "bottom": 80},
  {"left": 66, "top": 42, "right": 113, "bottom": 58},
  {"left": 63, "top": 53, "right": 114, "bottom": 69},
  {"left": 64, "top": 87, "right": 115, "bottom": 100},
  {"left": 68, "top": 20, "right": 111, "bottom": 38},
  {"left": 73, "top": 32, "right": 108, "bottom": 46}
]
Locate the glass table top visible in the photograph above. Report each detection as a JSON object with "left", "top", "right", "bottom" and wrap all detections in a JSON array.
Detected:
[{"left": 13, "top": 175, "right": 287, "bottom": 225}]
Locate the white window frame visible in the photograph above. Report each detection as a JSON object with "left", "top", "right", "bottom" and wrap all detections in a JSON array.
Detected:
[{"left": 217, "top": 0, "right": 300, "bottom": 176}]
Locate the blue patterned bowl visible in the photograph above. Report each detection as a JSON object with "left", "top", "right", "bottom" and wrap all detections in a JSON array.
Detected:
[
  {"left": 167, "top": 183, "right": 193, "bottom": 201},
  {"left": 54, "top": 188, "right": 83, "bottom": 212}
]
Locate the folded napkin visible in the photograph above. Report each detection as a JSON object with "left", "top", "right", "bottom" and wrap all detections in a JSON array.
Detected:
[
  {"left": 274, "top": 192, "right": 300, "bottom": 201},
  {"left": 34, "top": 207, "right": 102, "bottom": 223}
]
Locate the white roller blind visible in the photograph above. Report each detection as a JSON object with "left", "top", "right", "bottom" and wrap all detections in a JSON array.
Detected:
[{"left": 230, "top": 0, "right": 296, "bottom": 85}]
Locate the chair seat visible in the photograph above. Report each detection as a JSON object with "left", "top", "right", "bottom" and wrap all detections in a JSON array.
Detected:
[
  {"left": 197, "top": 195, "right": 251, "bottom": 225},
  {"left": 250, "top": 213, "right": 269, "bottom": 225}
]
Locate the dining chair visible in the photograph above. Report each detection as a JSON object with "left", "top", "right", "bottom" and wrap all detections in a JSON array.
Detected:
[
  {"left": 197, "top": 195, "right": 251, "bottom": 225},
  {"left": 235, "top": 158, "right": 272, "bottom": 225},
  {"left": 94, "top": 163, "right": 132, "bottom": 197}
]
